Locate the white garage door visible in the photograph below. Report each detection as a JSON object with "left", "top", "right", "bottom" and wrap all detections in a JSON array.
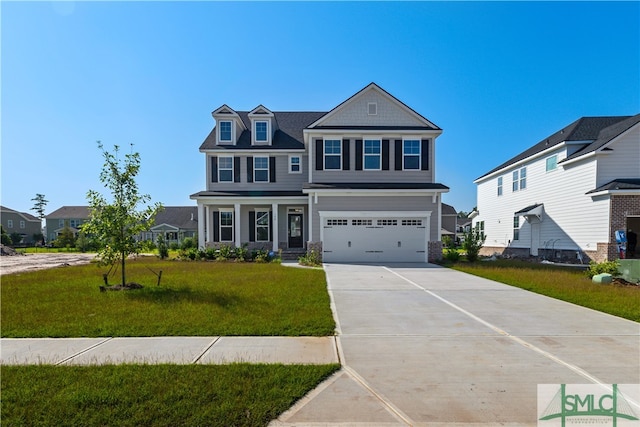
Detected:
[{"left": 322, "top": 214, "right": 428, "bottom": 263}]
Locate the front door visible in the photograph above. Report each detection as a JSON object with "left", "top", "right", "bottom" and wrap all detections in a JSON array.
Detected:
[{"left": 288, "top": 214, "right": 303, "bottom": 248}]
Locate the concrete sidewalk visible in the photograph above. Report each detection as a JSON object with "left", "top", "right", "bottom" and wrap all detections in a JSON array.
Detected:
[
  {"left": 273, "top": 263, "right": 640, "bottom": 426},
  {"left": 0, "top": 336, "right": 338, "bottom": 365}
]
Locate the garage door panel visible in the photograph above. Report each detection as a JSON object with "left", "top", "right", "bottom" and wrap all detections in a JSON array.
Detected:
[{"left": 323, "top": 216, "right": 428, "bottom": 263}]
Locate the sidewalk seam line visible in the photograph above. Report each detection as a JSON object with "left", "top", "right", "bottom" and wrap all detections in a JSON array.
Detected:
[
  {"left": 192, "top": 337, "right": 220, "bottom": 364},
  {"left": 55, "top": 337, "right": 113, "bottom": 366}
]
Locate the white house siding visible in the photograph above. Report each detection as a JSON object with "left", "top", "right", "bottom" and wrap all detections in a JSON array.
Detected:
[
  {"left": 320, "top": 90, "right": 426, "bottom": 127},
  {"left": 595, "top": 125, "right": 640, "bottom": 186},
  {"left": 206, "top": 154, "right": 308, "bottom": 192},
  {"left": 475, "top": 148, "right": 610, "bottom": 256}
]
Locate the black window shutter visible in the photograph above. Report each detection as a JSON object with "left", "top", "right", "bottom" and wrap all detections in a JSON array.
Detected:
[
  {"left": 315, "top": 140, "right": 323, "bottom": 170},
  {"left": 342, "top": 139, "right": 350, "bottom": 170},
  {"left": 421, "top": 139, "right": 429, "bottom": 171},
  {"left": 211, "top": 157, "right": 218, "bottom": 183},
  {"left": 234, "top": 157, "right": 241, "bottom": 182},
  {"left": 269, "top": 157, "right": 276, "bottom": 182},
  {"left": 394, "top": 140, "right": 403, "bottom": 170},
  {"left": 247, "top": 157, "right": 253, "bottom": 183},
  {"left": 249, "top": 211, "right": 255, "bottom": 242},
  {"left": 382, "top": 140, "right": 390, "bottom": 170},
  {"left": 355, "top": 140, "right": 363, "bottom": 170},
  {"left": 269, "top": 211, "right": 273, "bottom": 242},
  {"left": 213, "top": 211, "right": 220, "bottom": 242}
]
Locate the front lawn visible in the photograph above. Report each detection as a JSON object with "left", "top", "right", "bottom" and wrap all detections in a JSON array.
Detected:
[
  {"left": 1, "top": 258, "right": 336, "bottom": 337},
  {"left": 1, "top": 363, "right": 340, "bottom": 427},
  {"left": 451, "top": 260, "right": 640, "bottom": 322}
]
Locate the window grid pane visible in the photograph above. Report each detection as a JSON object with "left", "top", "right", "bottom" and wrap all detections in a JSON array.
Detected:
[
  {"left": 403, "top": 140, "right": 420, "bottom": 170},
  {"left": 255, "top": 122, "right": 268, "bottom": 141},
  {"left": 219, "top": 121, "right": 232, "bottom": 141},
  {"left": 324, "top": 140, "right": 341, "bottom": 170}
]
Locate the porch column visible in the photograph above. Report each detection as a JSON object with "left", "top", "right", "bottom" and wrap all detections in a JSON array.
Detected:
[
  {"left": 205, "top": 205, "right": 212, "bottom": 246},
  {"left": 272, "top": 203, "right": 279, "bottom": 252},
  {"left": 308, "top": 193, "right": 313, "bottom": 246},
  {"left": 234, "top": 203, "right": 241, "bottom": 247},
  {"left": 197, "top": 203, "right": 205, "bottom": 248}
]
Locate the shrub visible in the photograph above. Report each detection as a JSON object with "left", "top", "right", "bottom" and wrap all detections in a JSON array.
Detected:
[
  {"left": 203, "top": 247, "right": 217, "bottom": 260},
  {"left": 235, "top": 243, "right": 249, "bottom": 262},
  {"left": 463, "top": 229, "right": 485, "bottom": 262},
  {"left": 299, "top": 250, "right": 322, "bottom": 267},
  {"left": 586, "top": 260, "right": 620, "bottom": 278},
  {"left": 181, "top": 237, "right": 196, "bottom": 250},
  {"left": 169, "top": 242, "right": 180, "bottom": 251},
  {"left": 216, "top": 244, "right": 235, "bottom": 261},
  {"left": 444, "top": 247, "right": 461, "bottom": 262},
  {"left": 156, "top": 235, "right": 169, "bottom": 260},
  {"left": 442, "top": 235, "right": 453, "bottom": 249}
]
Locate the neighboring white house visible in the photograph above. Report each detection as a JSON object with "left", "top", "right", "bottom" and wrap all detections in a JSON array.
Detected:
[
  {"left": 473, "top": 114, "right": 640, "bottom": 262},
  {"left": 190, "top": 83, "right": 450, "bottom": 263}
]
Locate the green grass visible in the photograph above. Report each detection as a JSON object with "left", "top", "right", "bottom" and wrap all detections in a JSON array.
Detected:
[
  {"left": 1, "top": 258, "right": 336, "bottom": 337},
  {"left": 1, "top": 363, "right": 340, "bottom": 427},
  {"left": 451, "top": 260, "right": 640, "bottom": 322}
]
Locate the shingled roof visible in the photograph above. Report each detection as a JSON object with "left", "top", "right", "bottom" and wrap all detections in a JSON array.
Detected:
[
  {"left": 153, "top": 206, "right": 198, "bottom": 230},
  {"left": 46, "top": 206, "right": 91, "bottom": 219},
  {"left": 200, "top": 111, "right": 326, "bottom": 150},
  {"left": 476, "top": 115, "right": 638, "bottom": 181}
]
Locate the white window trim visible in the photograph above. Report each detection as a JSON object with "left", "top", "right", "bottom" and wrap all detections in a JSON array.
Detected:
[
  {"left": 20, "top": 220, "right": 25, "bottom": 229},
  {"left": 497, "top": 176, "right": 503, "bottom": 196},
  {"left": 513, "top": 216, "right": 520, "bottom": 241},
  {"left": 218, "top": 156, "right": 234, "bottom": 182},
  {"left": 218, "top": 208, "right": 234, "bottom": 242},
  {"left": 255, "top": 209, "right": 271, "bottom": 242},
  {"left": 253, "top": 120, "right": 270, "bottom": 145},
  {"left": 363, "top": 139, "right": 382, "bottom": 171},
  {"left": 7, "top": 219, "right": 13, "bottom": 228},
  {"left": 323, "top": 139, "right": 342, "bottom": 171},
  {"left": 519, "top": 167, "right": 527, "bottom": 190},
  {"left": 546, "top": 155, "right": 558, "bottom": 172},
  {"left": 512, "top": 170, "right": 519, "bottom": 192},
  {"left": 253, "top": 156, "right": 269, "bottom": 182},
  {"left": 218, "top": 120, "right": 234, "bottom": 144},
  {"left": 288, "top": 155, "right": 302, "bottom": 174},
  {"left": 402, "top": 139, "right": 421, "bottom": 171},
  {"left": 367, "top": 102, "right": 377, "bottom": 115}
]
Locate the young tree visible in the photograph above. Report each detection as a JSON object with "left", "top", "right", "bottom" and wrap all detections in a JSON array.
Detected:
[{"left": 83, "top": 142, "right": 162, "bottom": 286}]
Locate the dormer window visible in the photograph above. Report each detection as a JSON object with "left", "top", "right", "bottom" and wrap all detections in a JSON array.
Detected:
[
  {"left": 218, "top": 121, "right": 233, "bottom": 143},
  {"left": 255, "top": 121, "right": 268, "bottom": 143}
]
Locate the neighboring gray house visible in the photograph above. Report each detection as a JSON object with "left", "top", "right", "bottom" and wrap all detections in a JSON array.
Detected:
[
  {"left": 0, "top": 205, "right": 42, "bottom": 244},
  {"left": 191, "top": 83, "right": 449, "bottom": 262},
  {"left": 45, "top": 206, "right": 91, "bottom": 242},
  {"left": 139, "top": 206, "right": 198, "bottom": 245},
  {"left": 441, "top": 203, "right": 457, "bottom": 241}
]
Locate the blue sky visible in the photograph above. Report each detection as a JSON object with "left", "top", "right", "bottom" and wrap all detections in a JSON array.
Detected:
[{"left": 2, "top": 1, "right": 639, "bottom": 217}]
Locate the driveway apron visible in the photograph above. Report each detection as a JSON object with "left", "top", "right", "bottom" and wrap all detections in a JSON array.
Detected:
[{"left": 273, "top": 263, "right": 640, "bottom": 426}]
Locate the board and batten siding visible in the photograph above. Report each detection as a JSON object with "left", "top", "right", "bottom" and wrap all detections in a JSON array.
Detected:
[
  {"left": 475, "top": 147, "right": 610, "bottom": 253},
  {"left": 310, "top": 195, "right": 437, "bottom": 243},
  {"left": 206, "top": 154, "right": 308, "bottom": 192}
]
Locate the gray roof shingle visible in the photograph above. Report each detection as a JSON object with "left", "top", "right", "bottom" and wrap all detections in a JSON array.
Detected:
[
  {"left": 153, "top": 206, "right": 198, "bottom": 230},
  {"left": 587, "top": 178, "right": 640, "bottom": 194}
]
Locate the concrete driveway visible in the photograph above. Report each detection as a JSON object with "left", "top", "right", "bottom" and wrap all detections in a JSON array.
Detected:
[{"left": 273, "top": 263, "right": 640, "bottom": 426}]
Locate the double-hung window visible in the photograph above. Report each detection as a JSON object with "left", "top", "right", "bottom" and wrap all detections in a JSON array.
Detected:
[
  {"left": 255, "top": 121, "right": 268, "bottom": 143},
  {"left": 289, "top": 155, "right": 301, "bottom": 173},
  {"left": 513, "top": 167, "right": 526, "bottom": 191},
  {"left": 324, "top": 140, "right": 342, "bottom": 170},
  {"left": 218, "top": 156, "right": 234, "bottom": 182},
  {"left": 513, "top": 216, "right": 520, "bottom": 241},
  {"left": 364, "top": 139, "right": 381, "bottom": 170},
  {"left": 497, "top": 177, "right": 503, "bottom": 196},
  {"left": 254, "top": 156, "right": 269, "bottom": 182},
  {"left": 546, "top": 155, "right": 557, "bottom": 172},
  {"left": 20, "top": 220, "right": 25, "bottom": 229},
  {"left": 403, "top": 140, "right": 420, "bottom": 170},
  {"left": 7, "top": 220, "right": 13, "bottom": 228},
  {"left": 219, "top": 121, "right": 232, "bottom": 143},
  {"left": 220, "top": 211, "right": 233, "bottom": 242},
  {"left": 255, "top": 210, "right": 270, "bottom": 242}
]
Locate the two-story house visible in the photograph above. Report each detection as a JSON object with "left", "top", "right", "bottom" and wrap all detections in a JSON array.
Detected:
[
  {"left": 0, "top": 206, "right": 42, "bottom": 244},
  {"left": 190, "top": 83, "right": 449, "bottom": 262},
  {"left": 473, "top": 114, "right": 640, "bottom": 262},
  {"left": 138, "top": 206, "right": 198, "bottom": 245},
  {"left": 45, "top": 206, "right": 91, "bottom": 243}
]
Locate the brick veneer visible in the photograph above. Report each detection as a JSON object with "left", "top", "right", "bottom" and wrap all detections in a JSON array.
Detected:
[{"left": 608, "top": 195, "right": 640, "bottom": 261}]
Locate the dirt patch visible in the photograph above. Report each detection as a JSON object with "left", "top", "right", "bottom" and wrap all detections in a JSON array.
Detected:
[{"left": 0, "top": 253, "right": 97, "bottom": 276}]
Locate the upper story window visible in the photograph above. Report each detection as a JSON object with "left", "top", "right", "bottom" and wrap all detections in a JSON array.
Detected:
[
  {"left": 512, "top": 167, "right": 527, "bottom": 191},
  {"left": 58, "top": 219, "right": 64, "bottom": 227},
  {"left": 7, "top": 219, "right": 13, "bottom": 228},
  {"left": 364, "top": 139, "right": 381, "bottom": 170},
  {"left": 546, "top": 155, "right": 557, "bottom": 172},
  {"left": 289, "top": 155, "right": 301, "bottom": 174},
  {"left": 20, "top": 220, "right": 25, "bottom": 229},
  {"left": 254, "top": 121, "right": 269, "bottom": 143},
  {"left": 324, "top": 139, "right": 342, "bottom": 170},
  {"left": 403, "top": 140, "right": 421, "bottom": 170},
  {"left": 254, "top": 156, "right": 269, "bottom": 182},
  {"left": 497, "top": 177, "right": 503, "bottom": 196},
  {"left": 218, "top": 156, "right": 234, "bottom": 182},
  {"left": 218, "top": 121, "right": 233, "bottom": 143}
]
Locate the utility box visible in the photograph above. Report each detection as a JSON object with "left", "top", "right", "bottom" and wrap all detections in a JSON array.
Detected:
[
  {"left": 592, "top": 273, "right": 613, "bottom": 284},
  {"left": 618, "top": 260, "right": 640, "bottom": 284}
]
